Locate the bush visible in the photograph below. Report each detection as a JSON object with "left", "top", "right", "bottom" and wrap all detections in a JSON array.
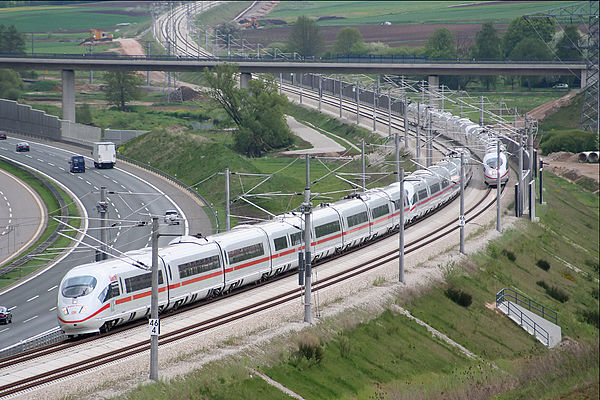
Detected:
[
  {"left": 536, "top": 259, "right": 551, "bottom": 271},
  {"left": 295, "top": 332, "right": 323, "bottom": 364},
  {"left": 540, "top": 129, "right": 598, "bottom": 155},
  {"left": 76, "top": 103, "right": 93, "bottom": 125},
  {"left": 502, "top": 249, "right": 516, "bottom": 262},
  {"left": 28, "top": 79, "right": 59, "bottom": 92},
  {"left": 336, "top": 335, "right": 352, "bottom": 358},
  {"left": 536, "top": 280, "right": 548, "bottom": 289},
  {"left": 444, "top": 287, "right": 472, "bottom": 307},
  {"left": 578, "top": 308, "right": 599, "bottom": 329},
  {"left": 546, "top": 285, "right": 569, "bottom": 303}
]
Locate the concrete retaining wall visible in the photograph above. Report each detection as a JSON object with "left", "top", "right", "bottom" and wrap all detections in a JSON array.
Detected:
[
  {"left": 0, "top": 99, "right": 100, "bottom": 144},
  {"left": 104, "top": 129, "right": 149, "bottom": 146}
]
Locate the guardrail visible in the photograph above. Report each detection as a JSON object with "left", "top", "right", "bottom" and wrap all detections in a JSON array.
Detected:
[
  {"left": 117, "top": 155, "right": 219, "bottom": 234},
  {"left": 0, "top": 52, "right": 585, "bottom": 66},
  {"left": 0, "top": 327, "right": 65, "bottom": 360},
  {"left": 496, "top": 287, "right": 557, "bottom": 324}
]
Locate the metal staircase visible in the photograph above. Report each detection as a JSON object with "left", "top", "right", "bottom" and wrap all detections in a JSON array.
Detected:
[{"left": 496, "top": 288, "right": 562, "bottom": 348}]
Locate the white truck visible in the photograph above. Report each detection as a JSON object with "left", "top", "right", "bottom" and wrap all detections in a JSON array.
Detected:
[{"left": 92, "top": 142, "right": 116, "bottom": 169}]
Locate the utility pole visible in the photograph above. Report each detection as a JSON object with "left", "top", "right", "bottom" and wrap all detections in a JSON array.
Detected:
[
  {"left": 355, "top": 80, "right": 360, "bottom": 124},
  {"left": 416, "top": 103, "right": 421, "bottom": 163},
  {"left": 339, "top": 77, "right": 343, "bottom": 118},
  {"left": 89, "top": 42, "right": 93, "bottom": 84},
  {"left": 318, "top": 75, "right": 322, "bottom": 112},
  {"left": 145, "top": 40, "right": 151, "bottom": 86},
  {"left": 361, "top": 139, "right": 366, "bottom": 191},
  {"left": 479, "top": 95, "right": 484, "bottom": 126},
  {"left": 388, "top": 88, "right": 392, "bottom": 137},
  {"left": 518, "top": 119, "right": 524, "bottom": 216},
  {"left": 403, "top": 92, "right": 408, "bottom": 148},
  {"left": 225, "top": 168, "right": 230, "bottom": 231},
  {"left": 299, "top": 73, "right": 303, "bottom": 104},
  {"left": 399, "top": 168, "right": 405, "bottom": 283},
  {"left": 97, "top": 186, "right": 108, "bottom": 261},
  {"left": 149, "top": 216, "right": 159, "bottom": 381},
  {"left": 496, "top": 139, "right": 501, "bottom": 232},
  {"left": 459, "top": 152, "right": 465, "bottom": 254},
  {"left": 373, "top": 76, "right": 379, "bottom": 132},
  {"left": 303, "top": 155, "right": 312, "bottom": 324}
]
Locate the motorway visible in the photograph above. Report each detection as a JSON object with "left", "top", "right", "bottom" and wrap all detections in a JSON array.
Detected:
[{"left": 0, "top": 136, "right": 210, "bottom": 351}]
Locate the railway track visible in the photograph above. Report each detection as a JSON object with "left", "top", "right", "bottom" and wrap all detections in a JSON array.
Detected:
[{"left": 0, "top": 182, "right": 500, "bottom": 398}]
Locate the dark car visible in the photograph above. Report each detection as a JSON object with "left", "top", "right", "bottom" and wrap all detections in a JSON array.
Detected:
[
  {"left": 0, "top": 132, "right": 6, "bottom": 140},
  {"left": 0, "top": 306, "right": 12, "bottom": 324},
  {"left": 16, "top": 142, "right": 30, "bottom": 152},
  {"left": 69, "top": 155, "right": 85, "bottom": 173}
]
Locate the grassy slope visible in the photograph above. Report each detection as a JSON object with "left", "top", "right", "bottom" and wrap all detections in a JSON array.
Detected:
[{"left": 120, "top": 172, "right": 598, "bottom": 400}]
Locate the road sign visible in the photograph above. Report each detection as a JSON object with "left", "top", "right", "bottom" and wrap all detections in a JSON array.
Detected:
[{"left": 149, "top": 318, "right": 160, "bottom": 336}]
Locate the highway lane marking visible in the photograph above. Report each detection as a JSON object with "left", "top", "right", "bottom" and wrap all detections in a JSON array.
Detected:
[
  {"left": 0, "top": 328, "right": 8, "bottom": 333},
  {"left": 120, "top": 184, "right": 126, "bottom": 189},
  {"left": 27, "top": 295, "right": 39, "bottom": 302},
  {"left": 25, "top": 155, "right": 31, "bottom": 158},
  {"left": 37, "top": 158, "right": 44, "bottom": 162},
  {"left": 48, "top": 162, "right": 54, "bottom": 167},
  {"left": 59, "top": 167, "right": 65, "bottom": 171},
  {"left": 112, "top": 179, "right": 119, "bottom": 184},
  {"left": 94, "top": 186, "right": 99, "bottom": 191},
  {"left": 49, "top": 306, "right": 56, "bottom": 312},
  {"left": 7, "top": 306, "right": 16, "bottom": 311},
  {"left": 23, "top": 315, "right": 38, "bottom": 323},
  {"left": 47, "top": 285, "right": 58, "bottom": 292},
  {"left": 103, "top": 175, "right": 110, "bottom": 179}
]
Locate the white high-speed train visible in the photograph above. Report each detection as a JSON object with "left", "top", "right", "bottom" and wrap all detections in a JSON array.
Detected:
[{"left": 58, "top": 149, "right": 472, "bottom": 336}]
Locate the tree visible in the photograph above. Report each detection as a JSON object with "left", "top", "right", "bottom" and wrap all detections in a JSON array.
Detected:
[
  {"left": 555, "top": 25, "right": 582, "bottom": 61},
  {"left": 103, "top": 71, "right": 143, "bottom": 111},
  {"left": 204, "top": 64, "right": 293, "bottom": 157},
  {"left": 288, "top": 16, "right": 324, "bottom": 58},
  {"left": 503, "top": 16, "right": 555, "bottom": 57},
  {"left": 0, "top": 24, "right": 25, "bottom": 54},
  {"left": 333, "top": 27, "right": 365, "bottom": 55},
  {"left": 0, "top": 68, "right": 24, "bottom": 100},
  {"left": 424, "top": 28, "right": 456, "bottom": 59},
  {"left": 472, "top": 22, "right": 502, "bottom": 89},
  {"left": 509, "top": 38, "right": 553, "bottom": 89}
]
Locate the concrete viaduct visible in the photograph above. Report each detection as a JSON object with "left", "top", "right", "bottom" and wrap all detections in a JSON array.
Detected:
[{"left": 0, "top": 55, "right": 587, "bottom": 122}]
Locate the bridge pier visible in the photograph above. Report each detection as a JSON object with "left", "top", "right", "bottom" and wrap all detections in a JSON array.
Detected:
[
  {"left": 62, "top": 69, "right": 75, "bottom": 122},
  {"left": 580, "top": 68, "right": 587, "bottom": 88},
  {"left": 240, "top": 72, "right": 252, "bottom": 89},
  {"left": 428, "top": 75, "right": 439, "bottom": 110}
]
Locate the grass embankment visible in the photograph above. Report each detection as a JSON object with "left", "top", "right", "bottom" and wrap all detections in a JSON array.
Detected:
[
  {"left": 118, "top": 101, "right": 400, "bottom": 230},
  {"left": 118, "top": 171, "right": 598, "bottom": 399},
  {"left": 0, "top": 161, "right": 80, "bottom": 289}
]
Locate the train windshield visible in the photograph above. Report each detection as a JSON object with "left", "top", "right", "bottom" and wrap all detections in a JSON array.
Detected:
[
  {"left": 485, "top": 157, "right": 503, "bottom": 168},
  {"left": 61, "top": 276, "right": 98, "bottom": 298}
]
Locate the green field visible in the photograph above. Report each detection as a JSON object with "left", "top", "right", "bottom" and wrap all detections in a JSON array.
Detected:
[
  {"left": 0, "top": 5, "right": 150, "bottom": 33},
  {"left": 268, "top": 1, "right": 582, "bottom": 25}
]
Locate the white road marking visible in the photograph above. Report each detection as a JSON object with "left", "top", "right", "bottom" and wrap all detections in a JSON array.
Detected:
[
  {"left": 7, "top": 306, "right": 16, "bottom": 311},
  {"left": 120, "top": 184, "right": 126, "bottom": 189},
  {"left": 49, "top": 306, "right": 57, "bottom": 312},
  {"left": 37, "top": 158, "right": 43, "bottom": 162},
  {"left": 0, "top": 328, "right": 8, "bottom": 333},
  {"left": 27, "top": 295, "right": 39, "bottom": 302},
  {"left": 59, "top": 167, "right": 65, "bottom": 171},
  {"left": 47, "top": 285, "right": 58, "bottom": 292},
  {"left": 48, "top": 162, "right": 54, "bottom": 167},
  {"left": 23, "top": 315, "right": 38, "bottom": 323}
]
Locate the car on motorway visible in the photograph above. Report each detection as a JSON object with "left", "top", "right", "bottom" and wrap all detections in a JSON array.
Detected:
[
  {"left": 0, "top": 131, "right": 7, "bottom": 140},
  {"left": 553, "top": 83, "right": 569, "bottom": 89},
  {"left": 16, "top": 142, "right": 30, "bottom": 152},
  {"left": 0, "top": 306, "right": 12, "bottom": 324},
  {"left": 164, "top": 210, "right": 180, "bottom": 225},
  {"left": 69, "top": 155, "right": 86, "bottom": 173}
]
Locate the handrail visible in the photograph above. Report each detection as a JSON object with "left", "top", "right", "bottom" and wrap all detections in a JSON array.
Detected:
[
  {"left": 496, "top": 288, "right": 557, "bottom": 324},
  {"left": 501, "top": 299, "right": 550, "bottom": 347},
  {"left": 0, "top": 52, "right": 586, "bottom": 66},
  {"left": 117, "top": 155, "right": 219, "bottom": 234}
]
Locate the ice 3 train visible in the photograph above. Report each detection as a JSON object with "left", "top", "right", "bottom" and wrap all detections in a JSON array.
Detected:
[{"left": 58, "top": 149, "right": 473, "bottom": 336}]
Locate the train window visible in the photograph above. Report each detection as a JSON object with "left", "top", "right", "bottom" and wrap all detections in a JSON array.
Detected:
[
  {"left": 290, "top": 231, "right": 303, "bottom": 246},
  {"left": 442, "top": 179, "right": 449, "bottom": 188},
  {"left": 178, "top": 255, "right": 220, "bottom": 278},
  {"left": 61, "top": 275, "right": 97, "bottom": 298},
  {"left": 412, "top": 193, "right": 418, "bottom": 205},
  {"left": 125, "top": 271, "right": 164, "bottom": 293},
  {"left": 228, "top": 243, "right": 265, "bottom": 264},
  {"left": 418, "top": 189, "right": 428, "bottom": 201},
  {"left": 347, "top": 211, "right": 368, "bottom": 227},
  {"left": 486, "top": 157, "right": 499, "bottom": 168},
  {"left": 315, "top": 220, "right": 341, "bottom": 238},
  {"left": 274, "top": 236, "right": 288, "bottom": 251},
  {"left": 371, "top": 204, "right": 390, "bottom": 219},
  {"left": 430, "top": 183, "right": 440, "bottom": 194},
  {"left": 98, "top": 281, "right": 120, "bottom": 303}
]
